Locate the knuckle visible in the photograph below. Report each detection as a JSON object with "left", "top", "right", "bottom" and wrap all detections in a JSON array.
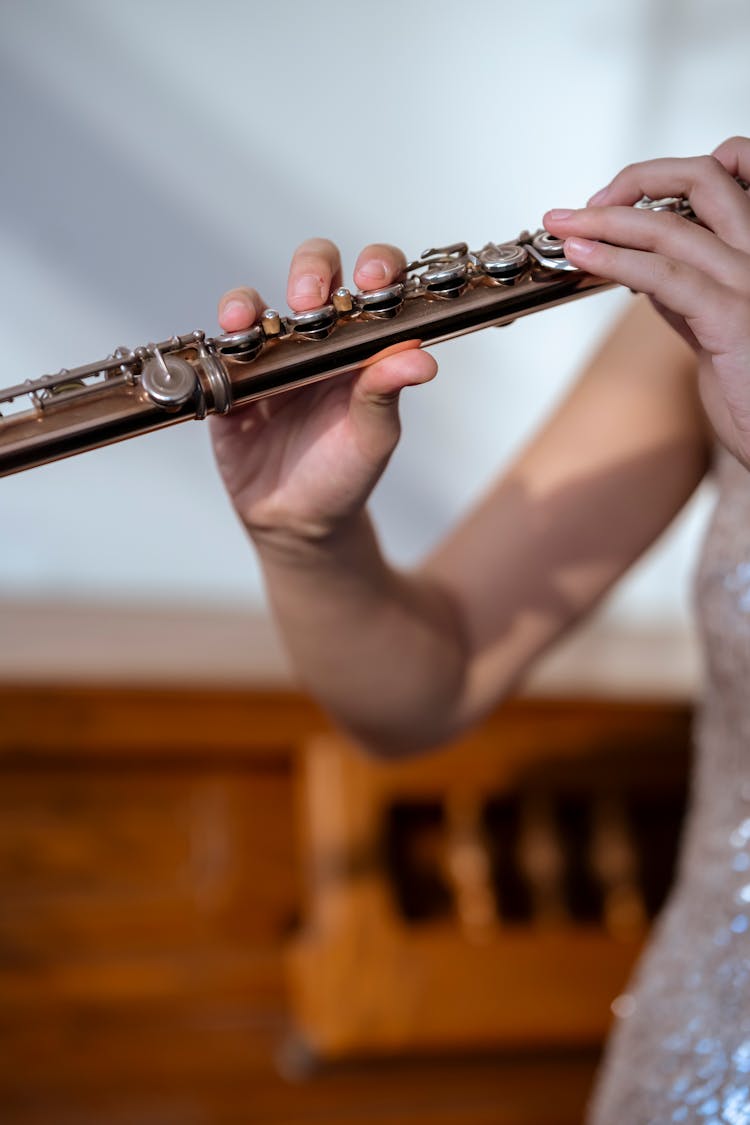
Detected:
[
  {"left": 618, "top": 162, "right": 639, "bottom": 182},
  {"left": 721, "top": 135, "right": 747, "bottom": 151},
  {"left": 697, "top": 153, "right": 725, "bottom": 180},
  {"left": 367, "top": 388, "right": 400, "bottom": 409},
  {"left": 651, "top": 256, "right": 682, "bottom": 287}
]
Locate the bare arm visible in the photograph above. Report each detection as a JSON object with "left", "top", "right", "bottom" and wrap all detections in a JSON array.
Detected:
[
  {"left": 212, "top": 143, "right": 750, "bottom": 753},
  {"left": 421, "top": 297, "right": 708, "bottom": 734},
  {"left": 240, "top": 296, "right": 708, "bottom": 752}
]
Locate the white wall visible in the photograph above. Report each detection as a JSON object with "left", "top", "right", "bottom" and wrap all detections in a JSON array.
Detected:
[{"left": 1, "top": 0, "right": 747, "bottom": 626}]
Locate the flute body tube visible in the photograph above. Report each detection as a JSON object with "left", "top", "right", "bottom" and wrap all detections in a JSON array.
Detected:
[{"left": 0, "top": 192, "right": 702, "bottom": 478}]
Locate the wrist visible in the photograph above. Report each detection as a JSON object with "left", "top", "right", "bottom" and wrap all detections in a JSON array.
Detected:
[{"left": 248, "top": 508, "right": 379, "bottom": 572}]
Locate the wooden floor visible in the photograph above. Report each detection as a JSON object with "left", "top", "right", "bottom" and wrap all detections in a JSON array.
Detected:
[{"left": 0, "top": 682, "right": 692, "bottom": 1124}]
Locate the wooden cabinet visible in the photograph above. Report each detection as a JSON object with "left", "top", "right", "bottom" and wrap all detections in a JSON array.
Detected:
[{"left": 0, "top": 683, "right": 691, "bottom": 1125}]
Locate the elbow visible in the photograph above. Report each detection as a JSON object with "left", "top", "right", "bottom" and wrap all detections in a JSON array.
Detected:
[
  {"left": 329, "top": 703, "right": 469, "bottom": 762},
  {"left": 339, "top": 723, "right": 456, "bottom": 762},
  {"left": 315, "top": 572, "right": 477, "bottom": 759}
]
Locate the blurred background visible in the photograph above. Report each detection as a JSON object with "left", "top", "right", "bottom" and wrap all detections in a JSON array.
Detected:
[
  {"left": 1, "top": 2, "right": 748, "bottom": 1123},
  {"left": 1, "top": 0, "right": 746, "bottom": 640}
]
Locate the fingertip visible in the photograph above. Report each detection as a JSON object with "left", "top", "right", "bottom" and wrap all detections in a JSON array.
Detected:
[
  {"left": 361, "top": 344, "right": 437, "bottom": 393},
  {"left": 563, "top": 237, "right": 598, "bottom": 264},
  {"left": 354, "top": 260, "right": 389, "bottom": 288},
  {"left": 219, "top": 300, "right": 254, "bottom": 332},
  {"left": 402, "top": 347, "right": 438, "bottom": 384},
  {"left": 711, "top": 136, "right": 737, "bottom": 160},
  {"left": 287, "top": 273, "right": 327, "bottom": 311},
  {"left": 288, "top": 238, "right": 341, "bottom": 310},
  {"left": 543, "top": 208, "right": 576, "bottom": 229},
  {"left": 218, "top": 288, "right": 261, "bottom": 332},
  {"left": 353, "top": 243, "right": 407, "bottom": 290},
  {"left": 711, "top": 136, "right": 750, "bottom": 183}
]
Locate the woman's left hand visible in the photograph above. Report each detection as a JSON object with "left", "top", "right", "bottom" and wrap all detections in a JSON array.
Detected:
[{"left": 543, "top": 137, "right": 750, "bottom": 470}]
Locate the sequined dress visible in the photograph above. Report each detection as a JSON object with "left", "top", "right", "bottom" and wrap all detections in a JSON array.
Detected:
[{"left": 588, "top": 447, "right": 750, "bottom": 1124}]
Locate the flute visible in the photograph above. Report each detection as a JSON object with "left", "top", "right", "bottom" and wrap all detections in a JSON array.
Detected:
[{"left": 0, "top": 192, "right": 699, "bottom": 478}]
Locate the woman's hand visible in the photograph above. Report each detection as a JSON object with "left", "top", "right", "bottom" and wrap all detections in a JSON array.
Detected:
[
  {"left": 210, "top": 238, "right": 437, "bottom": 542},
  {"left": 543, "top": 136, "right": 750, "bottom": 469}
]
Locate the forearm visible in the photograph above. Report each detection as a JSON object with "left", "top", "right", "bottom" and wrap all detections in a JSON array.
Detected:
[{"left": 252, "top": 512, "right": 470, "bottom": 754}]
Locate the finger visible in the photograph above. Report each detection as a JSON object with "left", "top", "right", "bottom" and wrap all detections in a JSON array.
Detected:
[
  {"left": 588, "top": 155, "right": 750, "bottom": 250},
  {"left": 544, "top": 205, "right": 748, "bottom": 291},
  {"left": 562, "top": 237, "right": 731, "bottom": 326},
  {"left": 218, "top": 286, "right": 266, "bottom": 332},
  {"left": 711, "top": 135, "right": 750, "bottom": 187},
  {"left": 287, "top": 237, "right": 342, "bottom": 312},
  {"left": 353, "top": 243, "right": 407, "bottom": 291},
  {"left": 350, "top": 343, "right": 437, "bottom": 418}
]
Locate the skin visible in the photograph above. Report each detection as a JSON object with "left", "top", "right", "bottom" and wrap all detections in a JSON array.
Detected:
[{"left": 211, "top": 138, "right": 750, "bottom": 755}]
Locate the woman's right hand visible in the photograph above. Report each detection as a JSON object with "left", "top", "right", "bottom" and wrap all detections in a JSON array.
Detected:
[{"left": 210, "top": 238, "right": 438, "bottom": 543}]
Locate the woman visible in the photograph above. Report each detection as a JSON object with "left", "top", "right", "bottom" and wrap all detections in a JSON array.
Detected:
[{"left": 211, "top": 139, "right": 750, "bottom": 1122}]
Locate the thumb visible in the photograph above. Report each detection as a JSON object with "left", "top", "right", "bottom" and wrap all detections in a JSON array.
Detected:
[{"left": 349, "top": 342, "right": 438, "bottom": 433}]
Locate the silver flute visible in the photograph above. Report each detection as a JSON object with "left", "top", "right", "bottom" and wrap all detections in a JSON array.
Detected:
[{"left": 0, "top": 192, "right": 704, "bottom": 477}]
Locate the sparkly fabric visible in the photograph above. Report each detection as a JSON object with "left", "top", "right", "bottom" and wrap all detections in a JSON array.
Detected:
[{"left": 588, "top": 447, "right": 750, "bottom": 1124}]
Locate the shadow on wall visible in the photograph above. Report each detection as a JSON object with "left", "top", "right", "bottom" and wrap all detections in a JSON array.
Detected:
[{"left": 0, "top": 43, "right": 291, "bottom": 335}]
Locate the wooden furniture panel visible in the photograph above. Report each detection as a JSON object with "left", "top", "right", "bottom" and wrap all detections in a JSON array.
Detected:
[
  {"left": 287, "top": 703, "right": 689, "bottom": 1059},
  {"left": 0, "top": 685, "right": 691, "bottom": 1124},
  {"left": 0, "top": 769, "right": 298, "bottom": 956}
]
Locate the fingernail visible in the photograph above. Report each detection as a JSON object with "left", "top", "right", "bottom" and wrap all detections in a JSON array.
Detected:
[
  {"left": 291, "top": 274, "right": 324, "bottom": 302},
  {"left": 221, "top": 299, "right": 252, "bottom": 327},
  {"left": 357, "top": 260, "right": 388, "bottom": 284},
  {"left": 545, "top": 208, "right": 576, "bottom": 221},
  {"left": 565, "top": 237, "right": 596, "bottom": 257},
  {"left": 587, "top": 186, "right": 610, "bottom": 206}
]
